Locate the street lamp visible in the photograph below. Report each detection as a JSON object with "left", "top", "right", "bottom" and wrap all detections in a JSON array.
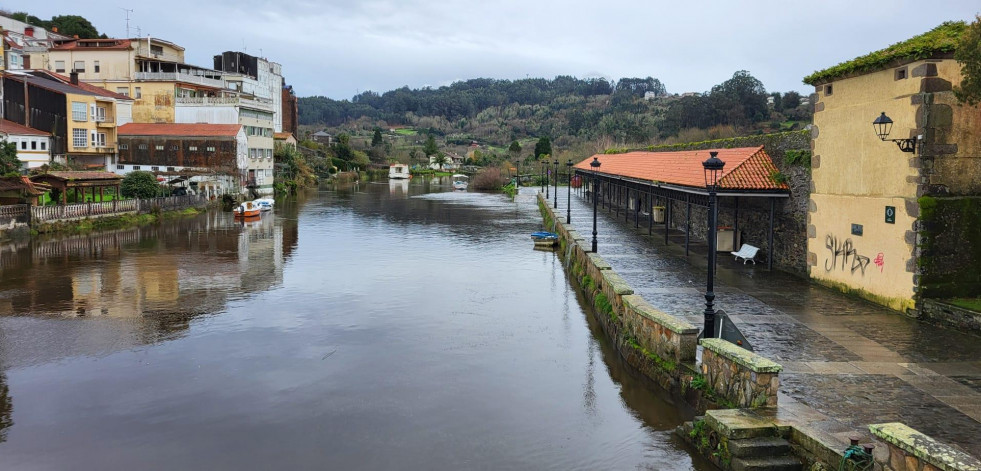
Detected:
[
  {"left": 545, "top": 161, "right": 550, "bottom": 199},
  {"left": 566, "top": 159, "right": 573, "bottom": 224},
  {"left": 873, "top": 112, "right": 917, "bottom": 153},
  {"left": 590, "top": 157, "right": 601, "bottom": 253},
  {"left": 553, "top": 158, "right": 559, "bottom": 209},
  {"left": 702, "top": 151, "right": 725, "bottom": 338}
]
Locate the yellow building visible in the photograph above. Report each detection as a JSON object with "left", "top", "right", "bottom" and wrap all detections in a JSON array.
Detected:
[{"left": 805, "top": 21, "right": 981, "bottom": 313}]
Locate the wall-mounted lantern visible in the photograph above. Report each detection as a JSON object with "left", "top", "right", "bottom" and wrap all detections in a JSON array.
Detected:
[{"left": 872, "top": 112, "right": 917, "bottom": 153}]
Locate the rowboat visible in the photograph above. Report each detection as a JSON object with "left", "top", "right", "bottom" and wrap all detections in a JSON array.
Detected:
[
  {"left": 531, "top": 231, "right": 558, "bottom": 247},
  {"left": 233, "top": 201, "right": 261, "bottom": 218}
]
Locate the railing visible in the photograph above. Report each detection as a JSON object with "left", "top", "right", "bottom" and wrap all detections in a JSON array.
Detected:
[
  {"left": 175, "top": 96, "right": 275, "bottom": 112},
  {"left": 30, "top": 194, "right": 207, "bottom": 224},
  {"left": 134, "top": 71, "right": 225, "bottom": 88},
  {"left": 134, "top": 47, "right": 182, "bottom": 63},
  {"left": 0, "top": 204, "right": 29, "bottom": 219}
]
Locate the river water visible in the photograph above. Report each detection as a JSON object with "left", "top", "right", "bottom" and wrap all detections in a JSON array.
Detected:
[{"left": 0, "top": 178, "right": 710, "bottom": 470}]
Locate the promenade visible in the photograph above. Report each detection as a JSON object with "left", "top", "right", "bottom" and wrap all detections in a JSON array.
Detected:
[{"left": 541, "top": 187, "right": 981, "bottom": 458}]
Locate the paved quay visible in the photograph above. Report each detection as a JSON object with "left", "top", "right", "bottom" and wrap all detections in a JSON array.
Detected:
[{"left": 538, "top": 188, "right": 981, "bottom": 459}]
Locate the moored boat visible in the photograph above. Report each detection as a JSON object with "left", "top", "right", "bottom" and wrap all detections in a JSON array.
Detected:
[
  {"left": 531, "top": 231, "right": 558, "bottom": 247},
  {"left": 389, "top": 164, "right": 410, "bottom": 179},
  {"left": 233, "top": 201, "right": 261, "bottom": 218},
  {"left": 452, "top": 174, "right": 469, "bottom": 190}
]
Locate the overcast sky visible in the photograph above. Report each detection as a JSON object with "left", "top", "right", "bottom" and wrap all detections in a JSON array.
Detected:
[{"left": 28, "top": 1, "right": 980, "bottom": 100}]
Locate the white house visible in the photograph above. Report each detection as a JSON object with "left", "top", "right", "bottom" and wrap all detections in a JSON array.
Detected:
[{"left": 1, "top": 119, "right": 51, "bottom": 169}]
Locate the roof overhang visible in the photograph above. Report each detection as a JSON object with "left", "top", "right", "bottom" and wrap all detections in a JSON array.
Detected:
[{"left": 578, "top": 171, "right": 790, "bottom": 199}]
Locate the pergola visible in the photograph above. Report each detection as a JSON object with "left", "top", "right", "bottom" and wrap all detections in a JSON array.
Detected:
[
  {"left": 31, "top": 171, "right": 123, "bottom": 204},
  {"left": 573, "top": 147, "right": 791, "bottom": 270}
]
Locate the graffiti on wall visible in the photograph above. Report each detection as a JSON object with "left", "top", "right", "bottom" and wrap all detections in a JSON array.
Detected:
[{"left": 824, "top": 234, "right": 872, "bottom": 276}]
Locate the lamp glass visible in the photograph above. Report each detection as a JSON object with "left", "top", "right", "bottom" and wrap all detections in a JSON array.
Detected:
[{"left": 873, "top": 112, "right": 893, "bottom": 141}]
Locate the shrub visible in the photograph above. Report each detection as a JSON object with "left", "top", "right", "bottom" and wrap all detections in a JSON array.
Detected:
[
  {"left": 120, "top": 171, "right": 161, "bottom": 199},
  {"left": 472, "top": 167, "right": 507, "bottom": 190}
]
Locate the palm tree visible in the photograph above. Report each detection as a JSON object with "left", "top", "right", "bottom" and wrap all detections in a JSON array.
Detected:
[{"left": 431, "top": 153, "right": 450, "bottom": 171}]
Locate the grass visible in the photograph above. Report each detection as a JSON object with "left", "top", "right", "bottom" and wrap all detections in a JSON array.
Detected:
[
  {"left": 393, "top": 128, "right": 418, "bottom": 136},
  {"left": 948, "top": 298, "right": 981, "bottom": 312}
]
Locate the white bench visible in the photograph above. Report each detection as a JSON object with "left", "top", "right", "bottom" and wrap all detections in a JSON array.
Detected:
[{"left": 731, "top": 244, "right": 760, "bottom": 264}]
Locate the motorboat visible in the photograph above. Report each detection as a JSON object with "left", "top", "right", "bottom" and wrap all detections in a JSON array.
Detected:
[
  {"left": 254, "top": 199, "right": 274, "bottom": 212},
  {"left": 233, "top": 201, "right": 261, "bottom": 219},
  {"left": 389, "top": 164, "right": 411, "bottom": 179},
  {"left": 452, "top": 174, "right": 469, "bottom": 190},
  {"left": 531, "top": 231, "right": 558, "bottom": 247}
]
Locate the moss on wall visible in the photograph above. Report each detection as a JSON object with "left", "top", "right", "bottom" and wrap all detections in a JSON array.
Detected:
[{"left": 918, "top": 196, "right": 981, "bottom": 299}]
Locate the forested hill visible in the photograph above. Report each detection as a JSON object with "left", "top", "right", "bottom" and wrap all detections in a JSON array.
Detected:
[{"left": 298, "top": 72, "right": 811, "bottom": 147}]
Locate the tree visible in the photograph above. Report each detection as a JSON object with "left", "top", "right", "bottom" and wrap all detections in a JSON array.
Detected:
[
  {"left": 423, "top": 134, "right": 438, "bottom": 157},
  {"left": 508, "top": 140, "right": 522, "bottom": 158},
  {"left": 430, "top": 153, "right": 450, "bottom": 170},
  {"left": 955, "top": 16, "right": 981, "bottom": 105},
  {"left": 334, "top": 133, "right": 353, "bottom": 160},
  {"left": 371, "top": 128, "right": 383, "bottom": 147},
  {"left": 120, "top": 171, "right": 161, "bottom": 199},
  {"left": 0, "top": 141, "right": 20, "bottom": 175},
  {"left": 782, "top": 91, "right": 802, "bottom": 109},
  {"left": 534, "top": 136, "right": 552, "bottom": 160},
  {"left": 709, "top": 70, "right": 769, "bottom": 126}
]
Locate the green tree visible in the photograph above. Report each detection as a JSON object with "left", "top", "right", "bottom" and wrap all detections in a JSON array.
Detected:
[
  {"left": 120, "top": 171, "right": 161, "bottom": 199},
  {"left": 709, "top": 70, "right": 769, "bottom": 126},
  {"left": 334, "top": 133, "right": 353, "bottom": 160},
  {"left": 0, "top": 141, "right": 20, "bottom": 175},
  {"left": 782, "top": 91, "right": 802, "bottom": 109},
  {"left": 430, "top": 153, "right": 450, "bottom": 170},
  {"left": 508, "top": 140, "right": 522, "bottom": 158},
  {"left": 371, "top": 128, "right": 383, "bottom": 147},
  {"left": 48, "top": 15, "right": 101, "bottom": 39},
  {"left": 423, "top": 134, "right": 438, "bottom": 157},
  {"left": 955, "top": 16, "right": 981, "bottom": 105},
  {"left": 533, "top": 136, "right": 552, "bottom": 160}
]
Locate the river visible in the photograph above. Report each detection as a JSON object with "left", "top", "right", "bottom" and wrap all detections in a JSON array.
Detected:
[{"left": 0, "top": 177, "right": 710, "bottom": 470}]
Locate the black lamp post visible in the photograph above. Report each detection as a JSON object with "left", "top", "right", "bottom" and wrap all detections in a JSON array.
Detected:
[
  {"left": 702, "top": 151, "right": 725, "bottom": 338},
  {"left": 873, "top": 112, "right": 917, "bottom": 153},
  {"left": 553, "top": 158, "right": 559, "bottom": 209},
  {"left": 545, "top": 161, "right": 550, "bottom": 199},
  {"left": 590, "top": 157, "right": 601, "bottom": 253},
  {"left": 566, "top": 159, "right": 573, "bottom": 224}
]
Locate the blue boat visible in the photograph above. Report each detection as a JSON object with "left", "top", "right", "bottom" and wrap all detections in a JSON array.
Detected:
[{"left": 531, "top": 231, "right": 558, "bottom": 247}]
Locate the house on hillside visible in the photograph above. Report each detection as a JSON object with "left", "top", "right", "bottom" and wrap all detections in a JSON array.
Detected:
[
  {"left": 312, "top": 131, "right": 332, "bottom": 146},
  {"left": 805, "top": 21, "right": 981, "bottom": 317}
]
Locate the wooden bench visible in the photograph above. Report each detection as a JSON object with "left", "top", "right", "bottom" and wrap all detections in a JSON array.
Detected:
[{"left": 731, "top": 244, "right": 760, "bottom": 264}]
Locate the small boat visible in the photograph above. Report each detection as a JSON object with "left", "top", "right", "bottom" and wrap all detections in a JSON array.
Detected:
[
  {"left": 389, "top": 164, "right": 411, "bottom": 180},
  {"left": 452, "top": 174, "right": 469, "bottom": 190},
  {"left": 233, "top": 201, "right": 261, "bottom": 218},
  {"left": 254, "top": 199, "right": 273, "bottom": 212},
  {"left": 253, "top": 197, "right": 275, "bottom": 207},
  {"left": 531, "top": 231, "right": 558, "bottom": 247}
]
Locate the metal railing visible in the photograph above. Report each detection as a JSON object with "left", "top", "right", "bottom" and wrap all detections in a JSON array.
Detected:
[
  {"left": 175, "top": 96, "right": 275, "bottom": 112},
  {"left": 135, "top": 71, "right": 225, "bottom": 88},
  {"left": 29, "top": 194, "right": 208, "bottom": 224}
]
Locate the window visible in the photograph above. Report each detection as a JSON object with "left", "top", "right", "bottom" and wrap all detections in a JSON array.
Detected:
[
  {"left": 117, "top": 165, "right": 125, "bottom": 170},
  {"left": 72, "top": 129, "right": 87, "bottom": 148},
  {"left": 116, "top": 87, "right": 130, "bottom": 97},
  {"left": 167, "top": 167, "right": 175, "bottom": 172},
  {"left": 133, "top": 165, "right": 141, "bottom": 170},
  {"left": 119, "top": 144, "right": 129, "bottom": 150},
  {"left": 895, "top": 68, "right": 907, "bottom": 80},
  {"left": 151, "top": 166, "right": 159, "bottom": 171},
  {"left": 73, "top": 61, "right": 85, "bottom": 72},
  {"left": 40, "top": 141, "right": 47, "bottom": 151},
  {"left": 134, "top": 87, "right": 142, "bottom": 99},
  {"left": 150, "top": 45, "right": 164, "bottom": 56},
  {"left": 55, "top": 60, "right": 65, "bottom": 73},
  {"left": 72, "top": 102, "right": 87, "bottom": 121},
  {"left": 188, "top": 146, "right": 198, "bottom": 151},
  {"left": 825, "top": 84, "right": 833, "bottom": 95},
  {"left": 20, "top": 141, "right": 27, "bottom": 150},
  {"left": 139, "top": 144, "right": 148, "bottom": 150},
  {"left": 155, "top": 145, "right": 164, "bottom": 151},
  {"left": 31, "top": 140, "right": 37, "bottom": 150},
  {"left": 94, "top": 61, "right": 100, "bottom": 73},
  {"left": 206, "top": 146, "right": 215, "bottom": 152},
  {"left": 91, "top": 132, "right": 107, "bottom": 147}
]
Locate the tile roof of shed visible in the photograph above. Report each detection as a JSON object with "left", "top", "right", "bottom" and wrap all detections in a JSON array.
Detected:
[
  {"left": 0, "top": 120, "right": 50, "bottom": 136},
  {"left": 573, "top": 146, "right": 789, "bottom": 192},
  {"left": 50, "top": 38, "right": 132, "bottom": 50},
  {"left": 34, "top": 171, "right": 123, "bottom": 182},
  {"left": 118, "top": 123, "right": 242, "bottom": 137}
]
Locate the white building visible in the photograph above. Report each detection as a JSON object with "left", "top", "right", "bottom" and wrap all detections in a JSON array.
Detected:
[{"left": 1, "top": 119, "right": 51, "bottom": 169}]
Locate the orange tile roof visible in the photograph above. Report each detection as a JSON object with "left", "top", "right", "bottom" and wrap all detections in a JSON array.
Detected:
[
  {"left": 573, "top": 146, "right": 789, "bottom": 192},
  {"left": 33, "top": 71, "right": 134, "bottom": 100},
  {"left": 50, "top": 39, "right": 132, "bottom": 50},
  {"left": 118, "top": 123, "right": 242, "bottom": 137},
  {"left": 0, "top": 119, "right": 50, "bottom": 136}
]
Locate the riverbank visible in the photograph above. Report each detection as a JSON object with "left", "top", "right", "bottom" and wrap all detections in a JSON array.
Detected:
[{"left": 31, "top": 206, "right": 207, "bottom": 236}]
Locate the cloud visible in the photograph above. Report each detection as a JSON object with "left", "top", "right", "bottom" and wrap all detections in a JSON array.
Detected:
[{"left": 30, "top": 0, "right": 981, "bottom": 99}]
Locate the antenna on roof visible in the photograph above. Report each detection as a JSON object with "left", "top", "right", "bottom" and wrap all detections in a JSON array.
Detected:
[
  {"left": 119, "top": 8, "right": 134, "bottom": 38},
  {"left": 136, "top": 25, "right": 142, "bottom": 37}
]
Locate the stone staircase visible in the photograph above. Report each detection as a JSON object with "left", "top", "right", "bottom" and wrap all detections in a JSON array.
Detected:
[
  {"left": 728, "top": 436, "right": 801, "bottom": 471},
  {"left": 683, "top": 409, "right": 803, "bottom": 471}
]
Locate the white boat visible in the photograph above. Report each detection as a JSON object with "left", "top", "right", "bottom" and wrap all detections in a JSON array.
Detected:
[
  {"left": 389, "top": 164, "right": 410, "bottom": 179},
  {"left": 452, "top": 174, "right": 469, "bottom": 190},
  {"left": 253, "top": 198, "right": 274, "bottom": 212}
]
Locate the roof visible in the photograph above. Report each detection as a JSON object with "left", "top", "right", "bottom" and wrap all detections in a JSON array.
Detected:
[
  {"left": 312, "top": 131, "right": 331, "bottom": 136},
  {"left": 573, "top": 147, "right": 789, "bottom": 192},
  {"left": 273, "top": 132, "right": 295, "bottom": 140},
  {"left": 0, "top": 176, "right": 50, "bottom": 195},
  {"left": 50, "top": 38, "right": 132, "bottom": 51},
  {"left": 29, "top": 70, "right": 134, "bottom": 101},
  {"left": 118, "top": 123, "right": 243, "bottom": 137},
  {"left": 804, "top": 21, "right": 967, "bottom": 85},
  {"left": 4, "top": 72, "right": 102, "bottom": 97},
  {"left": 0, "top": 120, "right": 50, "bottom": 136},
  {"left": 32, "top": 171, "right": 122, "bottom": 182}
]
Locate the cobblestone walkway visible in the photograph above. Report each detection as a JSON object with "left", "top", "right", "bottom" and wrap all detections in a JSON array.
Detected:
[{"left": 545, "top": 189, "right": 981, "bottom": 458}]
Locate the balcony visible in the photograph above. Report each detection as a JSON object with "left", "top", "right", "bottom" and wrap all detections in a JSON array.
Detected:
[
  {"left": 134, "top": 47, "right": 182, "bottom": 63},
  {"left": 134, "top": 71, "right": 225, "bottom": 89},
  {"left": 95, "top": 115, "right": 115, "bottom": 127},
  {"left": 176, "top": 96, "right": 274, "bottom": 113}
]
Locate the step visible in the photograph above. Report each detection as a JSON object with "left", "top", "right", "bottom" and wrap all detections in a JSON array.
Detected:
[
  {"left": 729, "top": 437, "right": 793, "bottom": 458},
  {"left": 705, "top": 409, "right": 787, "bottom": 440},
  {"left": 731, "top": 455, "right": 802, "bottom": 471}
]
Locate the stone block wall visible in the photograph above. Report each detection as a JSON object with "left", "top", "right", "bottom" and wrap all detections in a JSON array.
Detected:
[
  {"left": 700, "top": 338, "right": 782, "bottom": 408},
  {"left": 870, "top": 422, "right": 981, "bottom": 471},
  {"left": 622, "top": 294, "right": 698, "bottom": 363}
]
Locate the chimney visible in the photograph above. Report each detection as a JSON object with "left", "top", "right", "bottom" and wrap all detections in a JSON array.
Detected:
[
  {"left": 70, "top": 71, "right": 79, "bottom": 85},
  {"left": 24, "top": 26, "right": 34, "bottom": 37},
  {"left": 51, "top": 26, "right": 58, "bottom": 33},
  {"left": 73, "top": 34, "right": 79, "bottom": 39}
]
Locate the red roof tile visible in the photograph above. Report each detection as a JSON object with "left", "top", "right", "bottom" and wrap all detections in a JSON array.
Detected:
[
  {"left": 0, "top": 120, "right": 50, "bottom": 136},
  {"left": 50, "top": 39, "right": 132, "bottom": 50},
  {"left": 573, "top": 147, "right": 789, "bottom": 192},
  {"left": 33, "top": 71, "right": 134, "bottom": 100},
  {"left": 118, "top": 123, "right": 242, "bottom": 137}
]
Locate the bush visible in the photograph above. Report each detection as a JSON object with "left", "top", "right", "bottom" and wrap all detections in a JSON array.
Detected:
[
  {"left": 120, "top": 171, "right": 161, "bottom": 199},
  {"left": 472, "top": 167, "right": 507, "bottom": 190}
]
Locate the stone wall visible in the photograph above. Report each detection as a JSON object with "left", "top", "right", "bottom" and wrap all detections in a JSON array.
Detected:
[
  {"left": 917, "top": 196, "right": 981, "bottom": 300},
  {"left": 699, "top": 338, "right": 782, "bottom": 408},
  {"left": 919, "top": 299, "right": 981, "bottom": 332},
  {"left": 870, "top": 422, "right": 981, "bottom": 471}
]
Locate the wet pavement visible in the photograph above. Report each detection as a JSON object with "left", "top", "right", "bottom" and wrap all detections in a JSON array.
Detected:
[{"left": 549, "top": 187, "right": 981, "bottom": 458}]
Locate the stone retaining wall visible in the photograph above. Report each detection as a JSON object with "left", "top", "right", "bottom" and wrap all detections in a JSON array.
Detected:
[
  {"left": 700, "top": 338, "right": 782, "bottom": 408},
  {"left": 870, "top": 423, "right": 981, "bottom": 471},
  {"left": 919, "top": 299, "right": 981, "bottom": 333}
]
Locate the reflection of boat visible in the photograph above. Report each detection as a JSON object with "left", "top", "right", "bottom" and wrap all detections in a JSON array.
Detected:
[
  {"left": 234, "top": 201, "right": 261, "bottom": 219},
  {"left": 389, "top": 178, "right": 409, "bottom": 195},
  {"left": 452, "top": 174, "right": 469, "bottom": 191},
  {"left": 389, "top": 164, "right": 410, "bottom": 179},
  {"left": 531, "top": 231, "right": 558, "bottom": 247}
]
